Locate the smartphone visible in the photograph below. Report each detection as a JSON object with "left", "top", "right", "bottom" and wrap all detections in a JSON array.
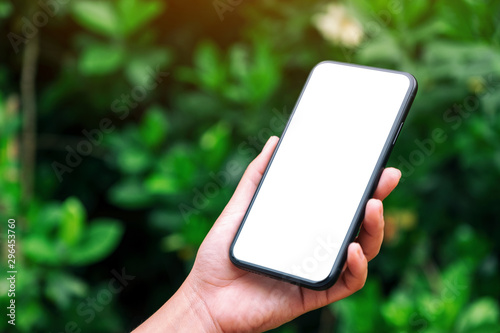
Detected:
[{"left": 229, "top": 61, "right": 417, "bottom": 290}]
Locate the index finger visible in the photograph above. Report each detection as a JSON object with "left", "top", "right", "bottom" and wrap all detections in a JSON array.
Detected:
[{"left": 372, "top": 168, "right": 401, "bottom": 201}]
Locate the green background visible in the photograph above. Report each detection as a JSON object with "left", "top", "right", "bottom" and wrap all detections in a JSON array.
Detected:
[{"left": 1, "top": 0, "right": 499, "bottom": 332}]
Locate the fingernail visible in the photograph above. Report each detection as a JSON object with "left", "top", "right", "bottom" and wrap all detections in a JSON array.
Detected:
[
  {"left": 264, "top": 136, "right": 278, "bottom": 151},
  {"left": 263, "top": 136, "right": 274, "bottom": 150},
  {"left": 358, "top": 246, "right": 364, "bottom": 259}
]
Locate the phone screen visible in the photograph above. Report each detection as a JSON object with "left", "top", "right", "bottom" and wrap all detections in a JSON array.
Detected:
[{"left": 231, "top": 61, "right": 416, "bottom": 286}]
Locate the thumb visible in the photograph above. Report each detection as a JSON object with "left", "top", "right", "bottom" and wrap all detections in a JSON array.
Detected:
[{"left": 217, "top": 136, "right": 279, "bottom": 227}]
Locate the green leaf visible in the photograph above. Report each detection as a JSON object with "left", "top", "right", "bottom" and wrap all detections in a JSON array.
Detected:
[
  {"left": 333, "top": 280, "right": 384, "bottom": 332},
  {"left": 161, "top": 233, "right": 186, "bottom": 252},
  {"left": 381, "top": 290, "right": 415, "bottom": 328},
  {"left": 68, "top": 219, "right": 124, "bottom": 265},
  {"left": 441, "top": 261, "right": 472, "bottom": 314},
  {"left": 72, "top": 1, "right": 120, "bottom": 37},
  {"left": 59, "top": 197, "right": 85, "bottom": 246},
  {"left": 456, "top": 298, "right": 500, "bottom": 333},
  {"left": 117, "top": 0, "right": 164, "bottom": 36},
  {"left": 148, "top": 209, "right": 184, "bottom": 232},
  {"left": 78, "top": 44, "right": 125, "bottom": 75},
  {"left": 125, "top": 49, "right": 171, "bottom": 86},
  {"left": 144, "top": 174, "right": 179, "bottom": 195},
  {"left": 23, "top": 235, "right": 62, "bottom": 265},
  {"left": 45, "top": 272, "right": 88, "bottom": 309},
  {"left": 0, "top": 1, "right": 12, "bottom": 18},
  {"left": 200, "top": 121, "right": 231, "bottom": 168},
  {"left": 116, "top": 147, "right": 152, "bottom": 174},
  {"left": 246, "top": 41, "right": 280, "bottom": 103},
  {"left": 356, "top": 33, "right": 404, "bottom": 67},
  {"left": 30, "top": 202, "right": 62, "bottom": 234},
  {"left": 108, "top": 178, "right": 152, "bottom": 209},
  {"left": 194, "top": 41, "right": 226, "bottom": 91},
  {"left": 181, "top": 214, "right": 211, "bottom": 246},
  {"left": 16, "top": 301, "right": 48, "bottom": 332},
  {"left": 157, "top": 145, "right": 197, "bottom": 187},
  {"left": 139, "top": 106, "right": 169, "bottom": 148}
]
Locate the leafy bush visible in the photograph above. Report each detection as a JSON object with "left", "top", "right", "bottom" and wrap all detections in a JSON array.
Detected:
[{"left": 1, "top": 0, "right": 499, "bottom": 332}]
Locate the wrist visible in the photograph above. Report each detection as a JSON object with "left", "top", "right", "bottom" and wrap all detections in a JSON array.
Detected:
[
  {"left": 179, "top": 278, "right": 221, "bottom": 333},
  {"left": 133, "top": 278, "right": 220, "bottom": 333}
]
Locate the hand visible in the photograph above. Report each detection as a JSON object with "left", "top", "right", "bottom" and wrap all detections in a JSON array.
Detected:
[{"left": 134, "top": 136, "right": 401, "bottom": 333}]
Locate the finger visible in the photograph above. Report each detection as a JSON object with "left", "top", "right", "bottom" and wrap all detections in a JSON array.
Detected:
[
  {"left": 219, "top": 136, "right": 279, "bottom": 220},
  {"left": 372, "top": 167, "right": 401, "bottom": 201},
  {"left": 357, "top": 199, "right": 384, "bottom": 261},
  {"left": 325, "top": 243, "right": 368, "bottom": 303}
]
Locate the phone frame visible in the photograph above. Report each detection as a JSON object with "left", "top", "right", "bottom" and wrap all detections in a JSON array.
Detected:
[{"left": 229, "top": 61, "right": 418, "bottom": 290}]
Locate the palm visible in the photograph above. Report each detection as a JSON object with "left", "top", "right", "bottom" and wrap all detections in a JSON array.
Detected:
[
  {"left": 187, "top": 137, "right": 401, "bottom": 332},
  {"left": 191, "top": 220, "right": 308, "bottom": 332},
  {"left": 193, "top": 244, "right": 359, "bottom": 332}
]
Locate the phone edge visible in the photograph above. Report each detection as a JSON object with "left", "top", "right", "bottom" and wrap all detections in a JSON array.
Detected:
[{"left": 229, "top": 61, "right": 419, "bottom": 290}]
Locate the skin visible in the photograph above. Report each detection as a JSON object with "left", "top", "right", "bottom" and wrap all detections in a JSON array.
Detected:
[{"left": 134, "top": 136, "right": 401, "bottom": 333}]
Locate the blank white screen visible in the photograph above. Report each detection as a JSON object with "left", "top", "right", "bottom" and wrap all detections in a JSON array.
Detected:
[{"left": 232, "top": 62, "right": 411, "bottom": 283}]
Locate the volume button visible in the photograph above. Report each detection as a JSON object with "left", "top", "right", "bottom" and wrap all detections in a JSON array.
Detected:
[{"left": 392, "top": 122, "right": 404, "bottom": 145}]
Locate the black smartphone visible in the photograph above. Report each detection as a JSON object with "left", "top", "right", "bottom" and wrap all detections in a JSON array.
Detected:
[{"left": 229, "top": 61, "right": 417, "bottom": 290}]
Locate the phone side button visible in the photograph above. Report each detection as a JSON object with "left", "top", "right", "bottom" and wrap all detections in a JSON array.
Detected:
[{"left": 392, "top": 122, "right": 404, "bottom": 145}]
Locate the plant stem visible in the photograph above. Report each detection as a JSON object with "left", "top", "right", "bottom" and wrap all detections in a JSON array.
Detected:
[{"left": 20, "top": 33, "right": 39, "bottom": 211}]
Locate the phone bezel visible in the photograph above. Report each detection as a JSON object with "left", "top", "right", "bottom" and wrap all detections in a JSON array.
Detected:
[{"left": 229, "top": 61, "right": 418, "bottom": 290}]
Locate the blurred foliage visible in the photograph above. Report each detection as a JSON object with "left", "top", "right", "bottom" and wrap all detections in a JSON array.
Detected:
[{"left": 1, "top": 0, "right": 499, "bottom": 332}]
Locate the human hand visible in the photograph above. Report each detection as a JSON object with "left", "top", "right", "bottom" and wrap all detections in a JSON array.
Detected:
[{"left": 134, "top": 136, "right": 401, "bottom": 333}]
